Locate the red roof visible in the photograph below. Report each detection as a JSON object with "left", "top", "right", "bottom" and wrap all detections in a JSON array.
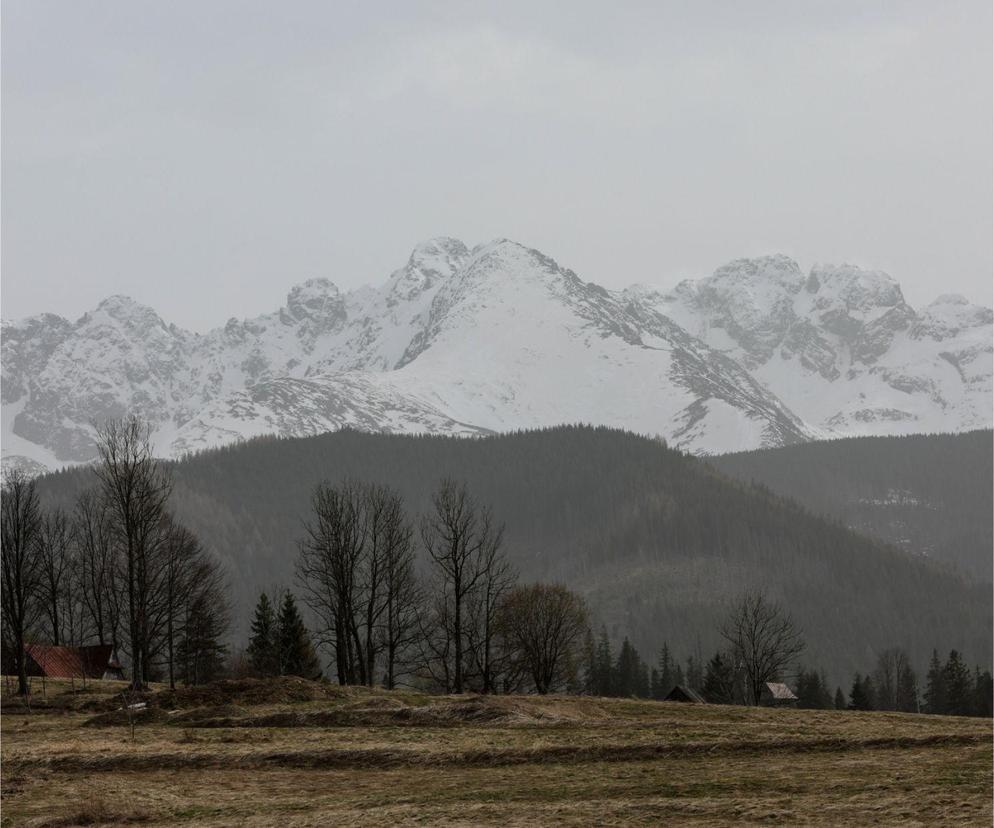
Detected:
[{"left": 24, "top": 644, "right": 118, "bottom": 679}]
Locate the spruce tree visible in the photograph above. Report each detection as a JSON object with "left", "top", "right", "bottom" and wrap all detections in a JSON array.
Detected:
[
  {"left": 924, "top": 649, "right": 947, "bottom": 714},
  {"left": 276, "top": 591, "right": 321, "bottom": 679},
  {"left": 592, "top": 627, "right": 613, "bottom": 696},
  {"left": 895, "top": 661, "right": 919, "bottom": 713},
  {"left": 636, "top": 660, "right": 651, "bottom": 699},
  {"left": 615, "top": 638, "right": 639, "bottom": 697},
  {"left": 656, "top": 643, "right": 674, "bottom": 699},
  {"left": 848, "top": 674, "right": 873, "bottom": 710},
  {"left": 796, "top": 668, "right": 822, "bottom": 709},
  {"left": 818, "top": 671, "right": 833, "bottom": 709},
  {"left": 685, "top": 655, "right": 703, "bottom": 692},
  {"left": 834, "top": 686, "right": 845, "bottom": 710},
  {"left": 703, "top": 651, "right": 735, "bottom": 704},
  {"left": 943, "top": 650, "right": 972, "bottom": 716},
  {"left": 247, "top": 593, "right": 278, "bottom": 676}
]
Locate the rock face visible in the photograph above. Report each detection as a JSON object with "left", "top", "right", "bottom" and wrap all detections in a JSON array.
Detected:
[{"left": 3, "top": 240, "right": 990, "bottom": 472}]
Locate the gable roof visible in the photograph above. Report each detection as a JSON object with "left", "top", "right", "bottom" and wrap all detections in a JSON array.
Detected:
[
  {"left": 665, "top": 685, "right": 706, "bottom": 703},
  {"left": 24, "top": 644, "right": 118, "bottom": 679},
  {"left": 763, "top": 682, "right": 798, "bottom": 700}
]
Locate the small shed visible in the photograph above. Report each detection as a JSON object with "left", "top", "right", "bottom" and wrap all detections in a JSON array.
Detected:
[
  {"left": 22, "top": 644, "right": 125, "bottom": 681},
  {"left": 665, "top": 685, "right": 706, "bottom": 704},
  {"left": 760, "top": 682, "right": 798, "bottom": 707}
]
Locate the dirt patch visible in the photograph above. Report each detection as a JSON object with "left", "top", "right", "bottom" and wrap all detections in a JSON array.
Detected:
[
  {"left": 170, "top": 704, "right": 249, "bottom": 724},
  {"left": 176, "top": 694, "right": 595, "bottom": 730},
  {"left": 153, "top": 677, "right": 352, "bottom": 709}
]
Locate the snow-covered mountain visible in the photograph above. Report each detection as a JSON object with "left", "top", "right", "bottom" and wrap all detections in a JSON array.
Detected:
[{"left": 3, "top": 239, "right": 991, "bottom": 473}]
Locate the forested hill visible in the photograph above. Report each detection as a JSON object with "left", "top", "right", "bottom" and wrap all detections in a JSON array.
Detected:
[
  {"left": 711, "top": 430, "right": 993, "bottom": 583},
  {"left": 38, "top": 426, "right": 991, "bottom": 686}
]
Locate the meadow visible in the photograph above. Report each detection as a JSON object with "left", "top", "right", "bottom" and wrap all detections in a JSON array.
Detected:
[{"left": 1, "top": 677, "right": 990, "bottom": 826}]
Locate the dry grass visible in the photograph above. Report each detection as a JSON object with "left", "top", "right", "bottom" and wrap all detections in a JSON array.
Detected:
[{"left": 2, "top": 678, "right": 991, "bottom": 826}]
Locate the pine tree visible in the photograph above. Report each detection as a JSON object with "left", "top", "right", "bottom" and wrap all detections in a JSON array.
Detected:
[
  {"left": 895, "top": 660, "right": 919, "bottom": 713},
  {"left": 848, "top": 674, "right": 873, "bottom": 710},
  {"left": 276, "top": 592, "right": 321, "bottom": 679},
  {"left": 924, "top": 649, "right": 947, "bottom": 714},
  {"left": 818, "top": 671, "right": 834, "bottom": 709},
  {"left": 247, "top": 593, "right": 278, "bottom": 676},
  {"left": 615, "top": 638, "right": 639, "bottom": 697},
  {"left": 655, "top": 643, "right": 674, "bottom": 699},
  {"left": 862, "top": 673, "right": 878, "bottom": 711},
  {"left": 685, "top": 655, "right": 703, "bottom": 692},
  {"left": 703, "top": 651, "right": 735, "bottom": 704},
  {"left": 178, "top": 591, "right": 228, "bottom": 685},
  {"left": 636, "top": 660, "right": 651, "bottom": 699},
  {"left": 796, "top": 668, "right": 827, "bottom": 709},
  {"left": 943, "top": 650, "right": 972, "bottom": 716},
  {"left": 834, "top": 686, "right": 845, "bottom": 710},
  {"left": 592, "top": 627, "right": 613, "bottom": 696}
]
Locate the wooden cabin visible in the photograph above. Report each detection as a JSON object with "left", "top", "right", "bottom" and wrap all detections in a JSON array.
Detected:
[
  {"left": 760, "top": 681, "right": 798, "bottom": 707},
  {"left": 664, "top": 684, "right": 706, "bottom": 703}
]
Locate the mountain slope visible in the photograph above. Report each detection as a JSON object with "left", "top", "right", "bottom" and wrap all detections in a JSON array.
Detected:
[
  {"left": 4, "top": 240, "right": 991, "bottom": 471},
  {"left": 711, "top": 430, "right": 994, "bottom": 583},
  {"left": 634, "top": 256, "right": 993, "bottom": 437},
  {"left": 36, "top": 426, "right": 992, "bottom": 685}
]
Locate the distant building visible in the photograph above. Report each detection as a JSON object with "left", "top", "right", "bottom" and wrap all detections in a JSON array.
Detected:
[
  {"left": 664, "top": 685, "right": 706, "bottom": 703},
  {"left": 3, "top": 644, "right": 125, "bottom": 682},
  {"left": 760, "top": 682, "right": 798, "bottom": 707}
]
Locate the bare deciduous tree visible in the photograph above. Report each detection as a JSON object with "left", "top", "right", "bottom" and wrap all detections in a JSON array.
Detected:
[
  {"left": 497, "top": 583, "right": 589, "bottom": 694},
  {"left": 73, "top": 490, "right": 120, "bottom": 649},
  {"left": 297, "top": 480, "right": 366, "bottom": 685},
  {"left": 375, "top": 488, "right": 420, "bottom": 689},
  {"left": 420, "top": 479, "right": 506, "bottom": 694},
  {"left": 1, "top": 470, "right": 45, "bottom": 695},
  {"left": 94, "top": 416, "right": 173, "bottom": 688},
  {"left": 466, "top": 540, "right": 517, "bottom": 693},
  {"left": 719, "top": 591, "right": 805, "bottom": 706},
  {"left": 38, "top": 508, "right": 73, "bottom": 646}
]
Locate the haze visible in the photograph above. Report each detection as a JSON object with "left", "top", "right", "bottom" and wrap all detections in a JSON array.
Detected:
[{"left": 3, "top": 1, "right": 991, "bottom": 332}]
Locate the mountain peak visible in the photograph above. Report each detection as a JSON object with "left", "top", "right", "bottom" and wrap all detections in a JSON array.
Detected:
[
  {"left": 806, "top": 263, "right": 905, "bottom": 316},
  {"left": 87, "top": 295, "right": 168, "bottom": 331},
  {"left": 284, "top": 279, "right": 345, "bottom": 326},
  {"left": 711, "top": 255, "right": 804, "bottom": 288}
]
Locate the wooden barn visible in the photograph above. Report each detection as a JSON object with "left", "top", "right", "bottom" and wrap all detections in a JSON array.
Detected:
[
  {"left": 3, "top": 644, "right": 125, "bottom": 682},
  {"left": 664, "top": 685, "right": 706, "bottom": 703},
  {"left": 760, "top": 682, "right": 798, "bottom": 707}
]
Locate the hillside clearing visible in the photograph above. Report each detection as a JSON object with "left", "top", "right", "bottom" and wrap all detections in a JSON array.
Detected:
[{"left": 2, "top": 679, "right": 991, "bottom": 826}]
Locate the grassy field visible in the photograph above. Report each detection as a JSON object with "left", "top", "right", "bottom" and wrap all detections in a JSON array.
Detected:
[{"left": 1, "top": 677, "right": 990, "bottom": 826}]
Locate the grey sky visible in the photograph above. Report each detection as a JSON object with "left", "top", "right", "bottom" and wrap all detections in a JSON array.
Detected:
[{"left": 3, "top": 1, "right": 991, "bottom": 332}]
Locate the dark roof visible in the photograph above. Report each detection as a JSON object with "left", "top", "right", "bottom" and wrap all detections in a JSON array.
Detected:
[
  {"left": 763, "top": 682, "right": 798, "bottom": 701},
  {"left": 665, "top": 685, "right": 706, "bottom": 703},
  {"left": 24, "top": 644, "right": 118, "bottom": 679}
]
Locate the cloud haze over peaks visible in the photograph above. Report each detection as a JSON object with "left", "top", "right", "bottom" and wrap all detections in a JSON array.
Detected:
[{"left": 2, "top": 1, "right": 991, "bottom": 331}]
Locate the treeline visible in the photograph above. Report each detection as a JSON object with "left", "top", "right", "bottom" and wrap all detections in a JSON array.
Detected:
[
  {"left": 1, "top": 417, "right": 229, "bottom": 694},
  {"left": 241, "top": 479, "right": 590, "bottom": 695},
  {"left": 35, "top": 426, "right": 992, "bottom": 686},
  {"left": 582, "top": 635, "right": 992, "bottom": 718}
]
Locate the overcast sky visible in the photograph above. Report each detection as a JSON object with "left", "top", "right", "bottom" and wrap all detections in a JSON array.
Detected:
[{"left": 3, "top": 1, "right": 991, "bottom": 331}]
